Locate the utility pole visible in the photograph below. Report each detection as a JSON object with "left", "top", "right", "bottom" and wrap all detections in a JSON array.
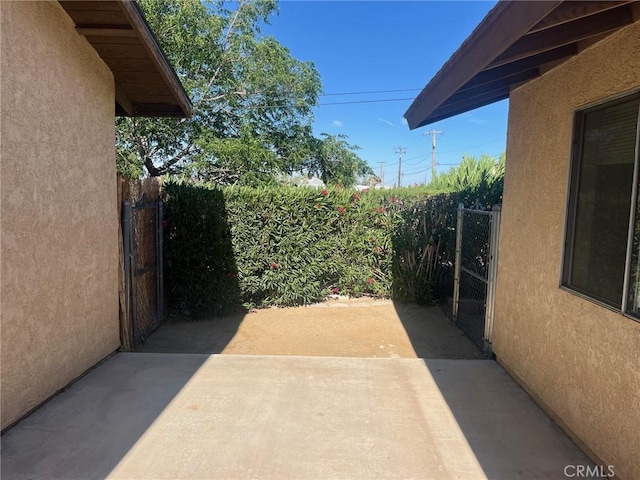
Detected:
[
  {"left": 424, "top": 130, "right": 443, "bottom": 180},
  {"left": 378, "top": 161, "right": 384, "bottom": 187},
  {"left": 395, "top": 146, "right": 407, "bottom": 188}
]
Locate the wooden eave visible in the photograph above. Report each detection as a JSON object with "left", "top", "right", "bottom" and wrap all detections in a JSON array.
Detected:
[
  {"left": 58, "top": 0, "right": 192, "bottom": 118},
  {"left": 404, "top": 0, "right": 640, "bottom": 129}
]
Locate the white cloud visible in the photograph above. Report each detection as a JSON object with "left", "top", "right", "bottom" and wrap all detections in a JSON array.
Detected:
[
  {"left": 401, "top": 118, "right": 408, "bottom": 126},
  {"left": 378, "top": 117, "right": 394, "bottom": 127},
  {"left": 332, "top": 120, "right": 344, "bottom": 127}
]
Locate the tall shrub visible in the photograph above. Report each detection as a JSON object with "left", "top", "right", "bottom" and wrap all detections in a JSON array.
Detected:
[{"left": 163, "top": 157, "right": 504, "bottom": 315}]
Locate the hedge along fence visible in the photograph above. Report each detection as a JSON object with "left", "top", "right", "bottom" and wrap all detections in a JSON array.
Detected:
[{"left": 162, "top": 180, "right": 501, "bottom": 315}]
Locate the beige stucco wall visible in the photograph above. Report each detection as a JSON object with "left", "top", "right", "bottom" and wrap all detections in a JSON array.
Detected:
[
  {"left": 1, "top": 1, "right": 120, "bottom": 429},
  {"left": 495, "top": 21, "right": 640, "bottom": 480}
]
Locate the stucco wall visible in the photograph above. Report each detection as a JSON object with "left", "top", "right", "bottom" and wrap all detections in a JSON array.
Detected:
[
  {"left": 495, "top": 21, "right": 640, "bottom": 480},
  {"left": 1, "top": 1, "right": 119, "bottom": 429}
]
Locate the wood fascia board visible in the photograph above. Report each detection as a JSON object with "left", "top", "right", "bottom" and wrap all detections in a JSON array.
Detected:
[
  {"left": 404, "top": 0, "right": 562, "bottom": 130},
  {"left": 116, "top": 1, "right": 192, "bottom": 117}
]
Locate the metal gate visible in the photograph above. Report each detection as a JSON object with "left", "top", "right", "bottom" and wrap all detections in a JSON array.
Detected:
[
  {"left": 122, "top": 198, "right": 164, "bottom": 348},
  {"left": 453, "top": 202, "right": 501, "bottom": 355}
]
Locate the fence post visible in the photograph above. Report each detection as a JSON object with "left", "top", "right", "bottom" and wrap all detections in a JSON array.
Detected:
[
  {"left": 452, "top": 202, "right": 464, "bottom": 323},
  {"left": 157, "top": 200, "right": 164, "bottom": 327},
  {"left": 122, "top": 201, "right": 134, "bottom": 351},
  {"left": 484, "top": 204, "right": 502, "bottom": 356},
  {"left": 129, "top": 204, "right": 138, "bottom": 347}
]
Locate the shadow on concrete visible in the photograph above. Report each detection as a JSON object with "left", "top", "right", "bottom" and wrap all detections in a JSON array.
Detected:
[
  {"left": 392, "top": 303, "right": 597, "bottom": 477},
  {"left": 0, "top": 353, "right": 208, "bottom": 480},
  {"left": 420, "top": 359, "right": 597, "bottom": 479}
]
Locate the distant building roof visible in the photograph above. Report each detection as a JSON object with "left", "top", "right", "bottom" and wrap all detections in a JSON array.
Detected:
[
  {"left": 405, "top": 1, "right": 640, "bottom": 129},
  {"left": 59, "top": 0, "right": 192, "bottom": 117}
]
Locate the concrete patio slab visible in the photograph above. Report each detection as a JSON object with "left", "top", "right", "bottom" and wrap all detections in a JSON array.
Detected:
[{"left": 1, "top": 353, "right": 595, "bottom": 480}]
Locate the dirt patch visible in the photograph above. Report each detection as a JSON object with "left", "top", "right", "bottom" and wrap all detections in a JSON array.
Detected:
[{"left": 139, "top": 298, "right": 483, "bottom": 359}]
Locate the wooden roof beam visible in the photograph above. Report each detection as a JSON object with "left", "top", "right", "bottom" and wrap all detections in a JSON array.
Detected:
[
  {"left": 459, "top": 43, "right": 577, "bottom": 92},
  {"left": 115, "top": 86, "right": 135, "bottom": 116},
  {"left": 454, "top": 69, "right": 540, "bottom": 99},
  {"left": 490, "top": 5, "right": 635, "bottom": 68},
  {"left": 76, "top": 27, "right": 137, "bottom": 37},
  {"left": 528, "top": 1, "right": 633, "bottom": 34}
]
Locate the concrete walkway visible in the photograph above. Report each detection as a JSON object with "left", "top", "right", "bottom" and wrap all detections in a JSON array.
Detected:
[{"left": 1, "top": 353, "right": 595, "bottom": 480}]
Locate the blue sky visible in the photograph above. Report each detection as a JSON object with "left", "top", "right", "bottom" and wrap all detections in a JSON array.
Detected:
[{"left": 263, "top": 1, "right": 508, "bottom": 186}]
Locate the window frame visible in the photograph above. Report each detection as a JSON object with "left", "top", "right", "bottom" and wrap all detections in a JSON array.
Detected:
[{"left": 560, "top": 89, "right": 640, "bottom": 322}]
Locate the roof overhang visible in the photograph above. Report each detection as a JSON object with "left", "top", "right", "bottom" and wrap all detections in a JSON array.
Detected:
[
  {"left": 404, "top": 0, "right": 640, "bottom": 130},
  {"left": 59, "top": 0, "right": 192, "bottom": 118}
]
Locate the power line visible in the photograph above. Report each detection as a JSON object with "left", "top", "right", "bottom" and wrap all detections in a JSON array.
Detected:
[
  {"left": 318, "top": 97, "right": 416, "bottom": 106},
  {"left": 244, "top": 97, "right": 416, "bottom": 109},
  {"left": 320, "top": 88, "right": 421, "bottom": 97}
]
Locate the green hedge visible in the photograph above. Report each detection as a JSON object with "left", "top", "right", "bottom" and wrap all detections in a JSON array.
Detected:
[{"left": 163, "top": 181, "right": 501, "bottom": 315}]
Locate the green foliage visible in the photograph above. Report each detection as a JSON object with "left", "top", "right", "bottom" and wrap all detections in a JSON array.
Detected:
[
  {"left": 391, "top": 194, "right": 459, "bottom": 304},
  {"left": 162, "top": 182, "right": 242, "bottom": 315},
  {"left": 162, "top": 153, "right": 505, "bottom": 314},
  {"left": 427, "top": 153, "right": 505, "bottom": 207},
  {"left": 305, "top": 133, "right": 374, "bottom": 188},
  {"left": 116, "top": 0, "right": 323, "bottom": 182},
  {"left": 164, "top": 182, "right": 427, "bottom": 312}
]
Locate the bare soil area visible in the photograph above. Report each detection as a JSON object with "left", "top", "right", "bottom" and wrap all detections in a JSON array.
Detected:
[{"left": 140, "top": 298, "right": 483, "bottom": 359}]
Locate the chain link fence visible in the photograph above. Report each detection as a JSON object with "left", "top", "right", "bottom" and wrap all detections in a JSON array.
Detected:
[{"left": 453, "top": 204, "right": 501, "bottom": 353}]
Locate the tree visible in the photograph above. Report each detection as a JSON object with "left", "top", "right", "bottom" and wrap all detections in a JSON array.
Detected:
[
  {"left": 427, "top": 153, "right": 505, "bottom": 204},
  {"left": 116, "top": 0, "right": 322, "bottom": 182},
  {"left": 305, "top": 133, "right": 374, "bottom": 188}
]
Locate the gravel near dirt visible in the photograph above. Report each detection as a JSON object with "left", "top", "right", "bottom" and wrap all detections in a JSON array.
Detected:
[{"left": 139, "top": 298, "right": 483, "bottom": 359}]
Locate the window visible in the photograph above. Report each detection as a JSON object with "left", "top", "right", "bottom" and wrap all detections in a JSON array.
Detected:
[{"left": 563, "top": 91, "right": 640, "bottom": 319}]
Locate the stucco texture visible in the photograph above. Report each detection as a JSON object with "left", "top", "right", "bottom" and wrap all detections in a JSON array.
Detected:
[
  {"left": 1, "top": 2, "right": 119, "bottom": 429},
  {"left": 495, "top": 21, "right": 640, "bottom": 480}
]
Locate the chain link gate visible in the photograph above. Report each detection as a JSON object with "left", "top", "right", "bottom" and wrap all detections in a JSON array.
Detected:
[
  {"left": 122, "top": 198, "right": 164, "bottom": 348},
  {"left": 453, "top": 203, "right": 501, "bottom": 355}
]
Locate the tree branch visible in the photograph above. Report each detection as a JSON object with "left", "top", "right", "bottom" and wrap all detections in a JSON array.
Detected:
[{"left": 194, "top": 0, "right": 248, "bottom": 109}]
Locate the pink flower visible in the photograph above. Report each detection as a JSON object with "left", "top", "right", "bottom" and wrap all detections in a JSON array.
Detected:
[
  {"left": 370, "top": 237, "right": 376, "bottom": 243},
  {"left": 337, "top": 206, "right": 346, "bottom": 214},
  {"left": 367, "top": 278, "right": 375, "bottom": 284},
  {"left": 353, "top": 193, "right": 360, "bottom": 201},
  {"left": 270, "top": 263, "right": 280, "bottom": 269},
  {"left": 331, "top": 287, "right": 340, "bottom": 294},
  {"left": 315, "top": 204, "right": 321, "bottom": 210},
  {"left": 321, "top": 189, "right": 328, "bottom": 196},
  {"left": 374, "top": 247, "right": 382, "bottom": 254},
  {"left": 374, "top": 207, "right": 387, "bottom": 214}
]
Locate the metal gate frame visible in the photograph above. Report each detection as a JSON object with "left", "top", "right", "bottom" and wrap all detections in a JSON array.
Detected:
[
  {"left": 122, "top": 199, "right": 164, "bottom": 348},
  {"left": 452, "top": 202, "right": 501, "bottom": 355}
]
